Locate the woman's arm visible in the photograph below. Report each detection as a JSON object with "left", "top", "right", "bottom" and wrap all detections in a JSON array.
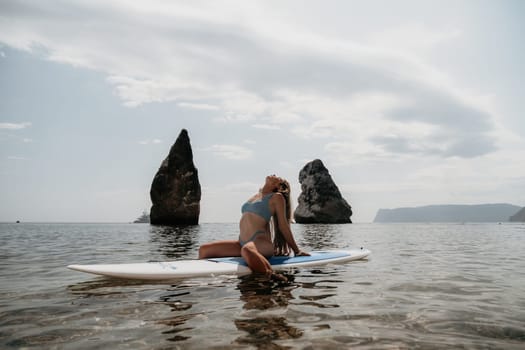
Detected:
[{"left": 272, "top": 194, "right": 309, "bottom": 256}]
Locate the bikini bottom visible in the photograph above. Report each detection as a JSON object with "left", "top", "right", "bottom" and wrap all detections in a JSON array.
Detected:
[{"left": 239, "top": 230, "right": 267, "bottom": 247}]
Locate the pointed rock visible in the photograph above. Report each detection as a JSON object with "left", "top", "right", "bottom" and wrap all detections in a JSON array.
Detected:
[
  {"left": 150, "top": 129, "right": 201, "bottom": 225},
  {"left": 294, "top": 159, "right": 352, "bottom": 224}
]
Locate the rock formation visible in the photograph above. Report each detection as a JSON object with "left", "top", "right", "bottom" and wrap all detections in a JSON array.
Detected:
[
  {"left": 150, "top": 129, "right": 201, "bottom": 225},
  {"left": 294, "top": 159, "right": 352, "bottom": 224},
  {"left": 510, "top": 207, "right": 525, "bottom": 222}
]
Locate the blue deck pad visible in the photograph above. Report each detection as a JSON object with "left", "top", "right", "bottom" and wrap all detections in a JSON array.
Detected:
[{"left": 208, "top": 251, "right": 351, "bottom": 267}]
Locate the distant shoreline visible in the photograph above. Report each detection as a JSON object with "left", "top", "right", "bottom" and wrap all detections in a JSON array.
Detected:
[{"left": 374, "top": 203, "right": 523, "bottom": 223}]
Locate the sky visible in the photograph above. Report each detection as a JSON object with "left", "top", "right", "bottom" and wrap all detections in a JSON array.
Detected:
[{"left": 0, "top": 0, "right": 524, "bottom": 223}]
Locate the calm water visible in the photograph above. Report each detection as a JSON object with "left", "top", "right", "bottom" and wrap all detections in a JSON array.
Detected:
[{"left": 1, "top": 222, "right": 524, "bottom": 349}]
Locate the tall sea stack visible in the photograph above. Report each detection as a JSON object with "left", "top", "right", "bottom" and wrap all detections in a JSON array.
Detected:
[
  {"left": 150, "top": 129, "right": 201, "bottom": 225},
  {"left": 294, "top": 159, "right": 352, "bottom": 224}
]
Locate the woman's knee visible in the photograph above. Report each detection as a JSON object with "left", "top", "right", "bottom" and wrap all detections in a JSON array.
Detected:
[
  {"left": 242, "top": 241, "right": 272, "bottom": 258},
  {"left": 240, "top": 242, "right": 256, "bottom": 256},
  {"left": 241, "top": 242, "right": 266, "bottom": 261},
  {"left": 199, "top": 243, "right": 213, "bottom": 259},
  {"left": 198, "top": 245, "right": 206, "bottom": 259},
  {"left": 241, "top": 243, "right": 272, "bottom": 274}
]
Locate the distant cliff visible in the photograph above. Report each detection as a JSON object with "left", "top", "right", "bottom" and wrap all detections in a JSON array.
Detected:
[
  {"left": 374, "top": 204, "right": 521, "bottom": 223},
  {"left": 510, "top": 207, "right": 525, "bottom": 222}
]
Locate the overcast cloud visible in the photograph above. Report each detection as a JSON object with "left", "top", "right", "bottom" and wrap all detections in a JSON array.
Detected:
[{"left": 1, "top": 0, "right": 500, "bottom": 159}]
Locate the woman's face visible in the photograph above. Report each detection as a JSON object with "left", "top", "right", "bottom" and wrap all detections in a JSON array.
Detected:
[{"left": 266, "top": 174, "right": 284, "bottom": 190}]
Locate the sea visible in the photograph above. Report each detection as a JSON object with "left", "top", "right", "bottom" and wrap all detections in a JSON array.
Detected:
[{"left": 1, "top": 222, "right": 524, "bottom": 349}]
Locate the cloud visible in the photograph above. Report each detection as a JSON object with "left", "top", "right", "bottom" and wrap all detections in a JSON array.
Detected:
[
  {"left": 252, "top": 124, "right": 280, "bottom": 130},
  {"left": 369, "top": 23, "right": 462, "bottom": 53},
  {"left": 0, "top": 122, "right": 32, "bottom": 129},
  {"left": 138, "top": 139, "right": 162, "bottom": 145},
  {"left": 0, "top": 1, "right": 501, "bottom": 159},
  {"left": 213, "top": 114, "right": 256, "bottom": 123},
  {"left": 177, "top": 102, "right": 220, "bottom": 110},
  {"left": 203, "top": 181, "right": 261, "bottom": 197},
  {"left": 203, "top": 144, "right": 253, "bottom": 160}
]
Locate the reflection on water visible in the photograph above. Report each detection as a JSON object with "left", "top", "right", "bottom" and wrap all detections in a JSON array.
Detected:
[
  {"left": 232, "top": 271, "right": 347, "bottom": 348},
  {"left": 149, "top": 225, "right": 200, "bottom": 259},
  {"left": 235, "top": 274, "right": 303, "bottom": 348},
  {"left": 237, "top": 274, "right": 297, "bottom": 310},
  {"left": 155, "top": 289, "right": 200, "bottom": 345},
  {"left": 298, "top": 224, "right": 344, "bottom": 250},
  {"left": 67, "top": 276, "right": 204, "bottom": 344},
  {"left": 234, "top": 317, "right": 303, "bottom": 348},
  {"left": 157, "top": 313, "right": 197, "bottom": 342},
  {"left": 68, "top": 278, "right": 151, "bottom": 297}
]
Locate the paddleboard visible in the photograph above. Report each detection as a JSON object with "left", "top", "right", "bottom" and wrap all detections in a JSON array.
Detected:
[{"left": 67, "top": 248, "right": 370, "bottom": 280}]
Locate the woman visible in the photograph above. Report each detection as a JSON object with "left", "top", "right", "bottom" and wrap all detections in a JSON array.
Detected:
[{"left": 199, "top": 175, "right": 309, "bottom": 280}]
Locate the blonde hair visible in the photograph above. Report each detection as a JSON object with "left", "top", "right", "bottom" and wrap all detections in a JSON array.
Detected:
[{"left": 272, "top": 178, "right": 292, "bottom": 256}]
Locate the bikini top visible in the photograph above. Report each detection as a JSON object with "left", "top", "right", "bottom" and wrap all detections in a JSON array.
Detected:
[{"left": 241, "top": 193, "right": 274, "bottom": 222}]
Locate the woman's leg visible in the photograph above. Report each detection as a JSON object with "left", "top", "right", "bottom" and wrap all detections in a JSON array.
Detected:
[
  {"left": 199, "top": 240, "right": 241, "bottom": 259},
  {"left": 241, "top": 243, "right": 288, "bottom": 281},
  {"left": 240, "top": 241, "right": 272, "bottom": 275}
]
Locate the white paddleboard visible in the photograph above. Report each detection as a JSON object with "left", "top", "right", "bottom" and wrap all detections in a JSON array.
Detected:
[{"left": 67, "top": 248, "right": 370, "bottom": 280}]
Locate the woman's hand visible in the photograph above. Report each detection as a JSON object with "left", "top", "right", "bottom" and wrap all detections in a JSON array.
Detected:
[
  {"left": 295, "top": 250, "right": 310, "bottom": 256},
  {"left": 274, "top": 234, "right": 291, "bottom": 256}
]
